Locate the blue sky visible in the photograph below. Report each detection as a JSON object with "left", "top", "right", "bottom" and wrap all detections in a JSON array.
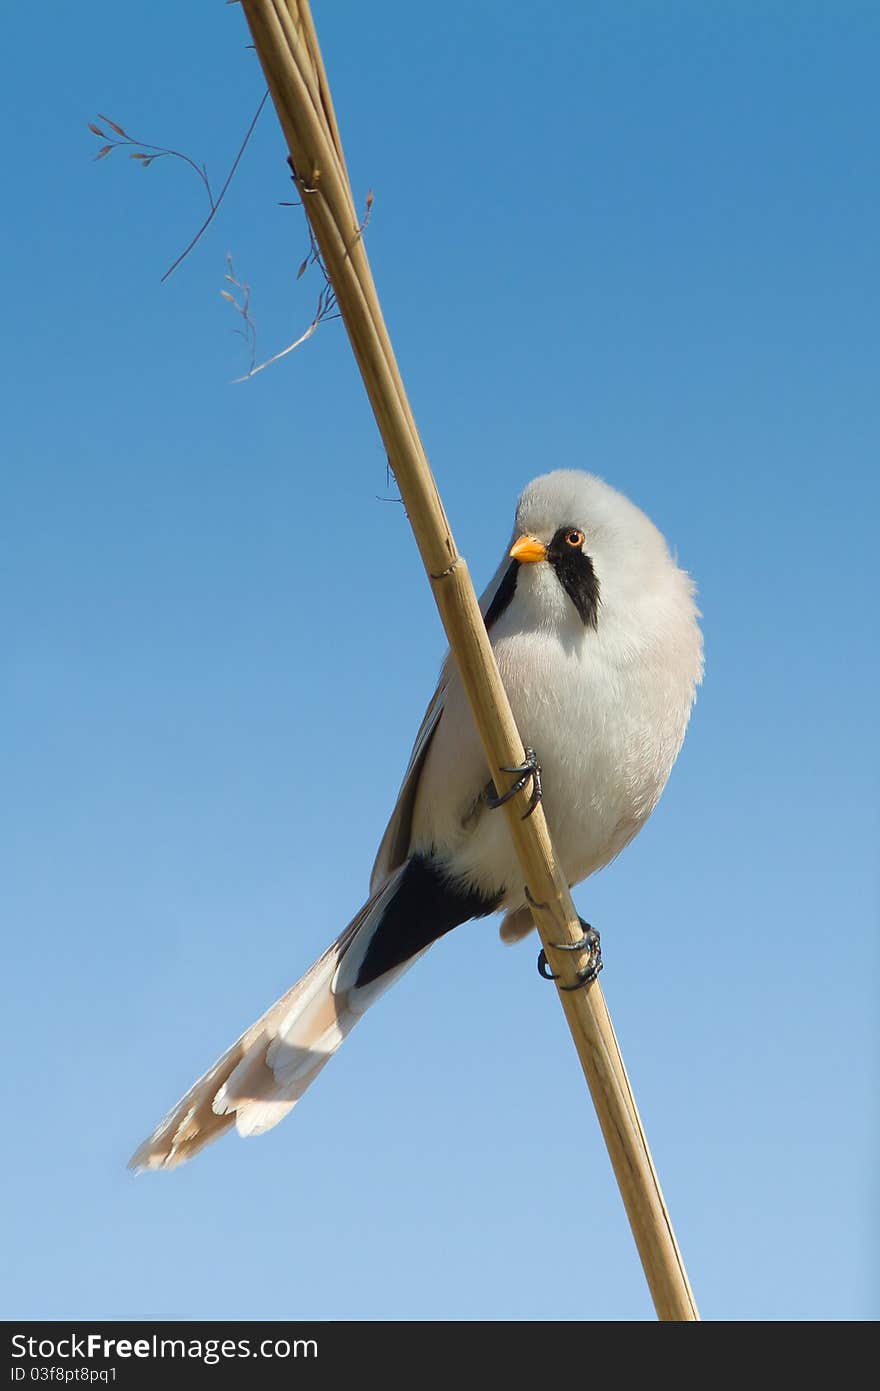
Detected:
[{"left": 2, "top": 1, "right": 877, "bottom": 1321}]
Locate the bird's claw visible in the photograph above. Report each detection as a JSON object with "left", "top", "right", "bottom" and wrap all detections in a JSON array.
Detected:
[
  {"left": 536, "top": 921, "right": 603, "bottom": 990},
  {"left": 484, "top": 747, "right": 543, "bottom": 819},
  {"left": 537, "top": 948, "right": 558, "bottom": 980},
  {"left": 524, "top": 884, "right": 548, "bottom": 911}
]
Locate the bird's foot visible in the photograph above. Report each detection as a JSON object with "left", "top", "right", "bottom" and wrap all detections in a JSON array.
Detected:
[
  {"left": 537, "top": 920, "right": 603, "bottom": 989},
  {"left": 484, "top": 747, "right": 542, "bottom": 819}
]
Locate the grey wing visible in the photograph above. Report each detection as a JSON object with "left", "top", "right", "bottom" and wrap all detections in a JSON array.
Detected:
[
  {"left": 369, "top": 550, "right": 516, "bottom": 894},
  {"left": 369, "top": 675, "right": 447, "bottom": 892}
]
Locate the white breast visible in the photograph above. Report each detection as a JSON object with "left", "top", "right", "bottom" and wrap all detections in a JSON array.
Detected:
[{"left": 409, "top": 562, "right": 701, "bottom": 910}]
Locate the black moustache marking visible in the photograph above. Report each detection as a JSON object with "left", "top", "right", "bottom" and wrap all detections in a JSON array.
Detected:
[
  {"left": 483, "top": 557, "right": 519, "bottom": 631},
  {"left": 546, "top": 527, "right": 601, "bottom": 628}
]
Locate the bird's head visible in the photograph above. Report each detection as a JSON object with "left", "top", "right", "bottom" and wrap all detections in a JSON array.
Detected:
[{"left": 503, "top": 469, "right": 696, "bottom": 642}]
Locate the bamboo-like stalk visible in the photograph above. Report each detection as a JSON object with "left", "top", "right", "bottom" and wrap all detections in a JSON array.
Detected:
[{"left": 240, "top": 0, "right": 699, "bottom": 1322}]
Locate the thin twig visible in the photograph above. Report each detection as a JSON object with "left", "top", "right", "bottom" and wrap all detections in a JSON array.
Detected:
[
  {"left": 161, "top": 91, "right": 270, "bottom": 282},
  {"left": 232, "top": 182, "right": 362, "bottom": 382},
  {"left": 221, "top": 256, "right": 258, "bottom": 376},
  {"left": 233, "top": 284, "right": 339, "bottom": 382},
  {"left": 89, "top": 94, "right": 270, "bottom": 283},
  {"left": 91, "top": 114, "right": 214, "bottom": 202}
]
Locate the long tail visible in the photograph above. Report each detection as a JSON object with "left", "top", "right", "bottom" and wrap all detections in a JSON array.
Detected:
[{"left": 129, "top": 867, "right": 415, "bottom": 1171}]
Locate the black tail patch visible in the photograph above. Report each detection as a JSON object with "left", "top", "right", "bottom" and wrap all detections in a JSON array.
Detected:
[{"left": 354, "top": 856, "right": 501, "bottom": 988}]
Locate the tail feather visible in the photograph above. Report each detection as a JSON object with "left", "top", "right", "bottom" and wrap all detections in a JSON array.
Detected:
[
  {"left": 129, "top": 870, "right": 407, "bottom": 1172},
  {"left": 499, "top": 905, "right": 535, "bottom": 943}
]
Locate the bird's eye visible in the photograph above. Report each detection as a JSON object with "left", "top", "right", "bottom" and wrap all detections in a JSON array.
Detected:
[{"left": 565, "top": 529, "right": 585, "bottom": 548}]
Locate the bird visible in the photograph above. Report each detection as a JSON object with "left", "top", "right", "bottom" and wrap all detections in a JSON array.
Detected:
[{"left": 130, "top": 469, "right": 703, "bottom": 1170}]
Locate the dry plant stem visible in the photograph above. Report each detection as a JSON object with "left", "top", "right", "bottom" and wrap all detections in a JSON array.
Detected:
[{"left": 240, "top": 0, "right": 699, "bottom": 1322}]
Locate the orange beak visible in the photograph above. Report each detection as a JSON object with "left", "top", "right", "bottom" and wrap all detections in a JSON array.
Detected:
[{"left": 509, "top": 535, "right": 547, "bottom": 564}]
